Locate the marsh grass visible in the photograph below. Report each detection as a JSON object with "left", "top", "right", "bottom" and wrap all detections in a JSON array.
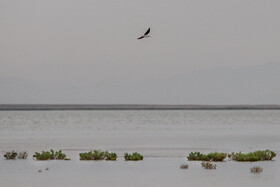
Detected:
[
  {"left": 124, "top": 152, "right": 143, "bottom": 161},
  {"left": 104, "top": 151, "right": 118, "bottom": 161},
  {"left": 250, "top": 166, "right": 263, "bottom": 174},
  {"left": 33, "top": 150, "right": 69, "bottom": 160},
  {"left": 188, "top": 152, "right": 209, "bottom": 161},
  {"left": 17, "top": 151, "right": 28, "bottom": 159},
  {"left": 79, "top": 150, "right": 105, "bottom": 160},
  {"left": 187, "top": 152, "right": 227, "bottom": 162},
  {"left": 4, "top": 151, "right": 18, "bottom": 160},
  {"left": 201, "top": 161, "right": 216, "bottom": 169},
  {"left": 79, "top": 150, "right": 118, "bottom": 161},
  {"left": 229, "top": 150, "right": 276, "bottom": 162},
  {"left": 3, "top": 151, "right": 28, "bottom": 159}
]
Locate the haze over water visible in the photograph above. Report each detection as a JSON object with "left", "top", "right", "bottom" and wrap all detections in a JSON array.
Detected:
[{"left": 1, "top": 1, "right": 280, "bottom": 186}]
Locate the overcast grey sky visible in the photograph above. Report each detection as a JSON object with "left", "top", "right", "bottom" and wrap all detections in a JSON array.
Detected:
[{"left": 1, "top": 0, "right": 280, "bottom": 104}]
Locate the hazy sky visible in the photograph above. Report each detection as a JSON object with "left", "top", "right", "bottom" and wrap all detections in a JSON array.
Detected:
[{"left": 1, "top": 0, "right": 280, "bottom": 104}]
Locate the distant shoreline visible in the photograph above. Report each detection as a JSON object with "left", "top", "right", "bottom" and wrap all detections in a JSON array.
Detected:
[{"left": 0, "top": 104, "right": 280, "bottom": 110}]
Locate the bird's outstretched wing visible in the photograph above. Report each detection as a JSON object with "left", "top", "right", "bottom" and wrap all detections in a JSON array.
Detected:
[
  {"left": 144, "top": 28, "right": 150, "bottom": 35},
  {"left": 138, "top": 36, "right": 144, "bottom": 40}
]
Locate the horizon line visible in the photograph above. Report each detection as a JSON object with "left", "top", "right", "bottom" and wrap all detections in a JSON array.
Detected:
[{"left": 0, "top": 104, "right": 280, "bottom": 110}]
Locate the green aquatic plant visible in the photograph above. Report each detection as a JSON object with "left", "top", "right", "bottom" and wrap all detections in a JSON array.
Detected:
[
  {"left": 253, "top": 150, "right": 276, "bottom": 160},
  {"left": 187, "top": 152, "right": 227, "bottom": 162},
  {"left": 207, "top": 152, "right": 227, "bottom": 162},
  {"left": 79, "top": 150, "right": 105, "bottom": 160},
  {"left": 229, "top": 150, "right": 276, "bottom": 162},
  {"left": 104, "top": 151, "right": 118, "bottom": 161},
  {"left": 187, "top": 152, "right": 209, "bottom": 161},
  {"left": 4, "top": 151, "right": 18, "bottom": 160},
  {"left": 80, "top": 150, "right": 118, "bottom": 161},
  {"left": 3, "top": 151, "right": 28, "bottom": 160},
  {"left": 33, "top": 149, "right": 68, "bottom": 160},
  {"left": 124, "top": 152, "right": 143, "bottom": 161},
  {"left": 230, "top": 152, "right": 258, "bottom": 162},
  {"left": 79, "top": 151, "right": 94, "bottom": 160}
]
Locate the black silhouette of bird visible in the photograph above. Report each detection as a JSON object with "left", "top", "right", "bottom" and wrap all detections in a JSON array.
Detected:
[{"left": 138, "top": 28, "right": 150, "bottom": 40}]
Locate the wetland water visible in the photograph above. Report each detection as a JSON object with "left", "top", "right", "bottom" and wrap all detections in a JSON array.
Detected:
[{"left": 1, "top": 110, "right": 280, "bottom": 186}]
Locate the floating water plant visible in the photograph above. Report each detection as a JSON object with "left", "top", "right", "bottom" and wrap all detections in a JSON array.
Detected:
[
  {"left": 33, "top": 150, "right": 69, "bottom": 160},
  {"left": 4, "top": 151, "right": 18, "bottom": 160},
  {"left": 229, "top": 150, "right": 276, "bottom": 162},
  {"left": 250, "top": 166, "right": 263, "bottom": 174},
  {"left": 201, "top": 161, "right": 216, "bottom": 169},
  {"left": 187, "top": 152, "right": 227, "bottom": 162},
  {"left": 124, "top": 152, "right": 143, "bottom": 161}
]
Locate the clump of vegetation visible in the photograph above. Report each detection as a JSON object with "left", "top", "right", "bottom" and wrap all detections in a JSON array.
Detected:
[
  {"left": 104, "top": 151, "right": 118, "bottom": 161},
  {"left": 17, "top": 151, "right": 28, "bottom": 159},
  {"left": 254, "top": 150, "right": 276, "bottom": 160},
  {"left": 3, "top": 151, "right": 28, "bottom": 160},
  {"left": 229, "top": 150, "right": 276, "bottom": 162},
  {"left": 188, "top": 152, "right": 209, "bottom": 161},
  {"left": 4, "top": 151, "right": 18, "bottom": 160},
  {"left": 180, "top": 164, "right": 189, "bottom": 169},
  {"left": 250, "top": 166, "right": 263, "bottom": 174},
  {"left": 207, "top": 152, "right": 227, "bottom": 161},
  {"left": 79, "top": 150, "right": 118, "bottom": 161},
  {"left": 79, "top": 150, "right": 105, "bottom": 160},
  {"left": 201, "top": 161, "right": 216, "bottom": 169},
  {"left": 124, "top": 152, "right": 144, "bottom": 161},
  {"left": 187, "top": 152, "right": 227, "bottom": 162},
  {"left": 79, "top": 151, "right": 94, "bottom": 160},
  {"left": 33, "top": 150, "right": 69, "bottom": 160}
]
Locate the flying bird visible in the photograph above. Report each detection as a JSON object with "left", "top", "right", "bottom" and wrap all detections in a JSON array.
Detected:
[{"left": 138, "top": 28, "right": 150, "bottom": 40}]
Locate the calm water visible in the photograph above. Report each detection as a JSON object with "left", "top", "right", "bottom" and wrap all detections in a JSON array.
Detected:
[
  {"left": 0, "top": 110, "right": 280, "bottom": 154},
  {"left": 1, "top": 110, "right": 280, "bottom": 187},
  {"left": 1, "top": 110, "right": 280, "bottom": 131}
]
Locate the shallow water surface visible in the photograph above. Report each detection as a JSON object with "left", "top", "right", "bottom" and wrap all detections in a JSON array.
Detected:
[
  {"left": 1, "top": 110, "right": 280, "bottom": 187},
  {"left": 0, "top": 110, "right": 279, "bottom": 155}
]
